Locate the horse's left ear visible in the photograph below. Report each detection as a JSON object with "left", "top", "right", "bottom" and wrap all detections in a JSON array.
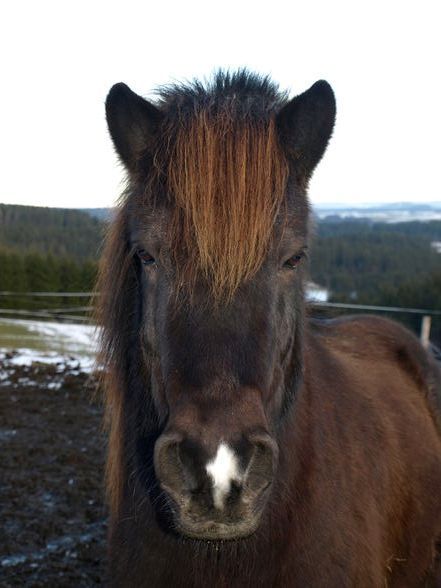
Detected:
[
  {"left": 276, "top": 80, "right": 336, "bottom": 176},
  {"left": 105, "top": 83, "right": 163, "bottom": 172}
]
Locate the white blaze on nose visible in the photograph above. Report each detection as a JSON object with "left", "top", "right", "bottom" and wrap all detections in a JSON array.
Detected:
[{"left": 206, "top": 443, "right": 242, "bottom": 510}]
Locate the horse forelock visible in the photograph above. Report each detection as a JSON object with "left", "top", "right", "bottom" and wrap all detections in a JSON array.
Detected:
[{"left": 151, "top": 72, "right": 290, "bottom": 300}]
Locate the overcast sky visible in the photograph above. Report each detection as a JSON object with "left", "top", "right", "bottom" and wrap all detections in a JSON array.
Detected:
[{"left": 1, "top": 0, "right": 440, "bottom": 209}]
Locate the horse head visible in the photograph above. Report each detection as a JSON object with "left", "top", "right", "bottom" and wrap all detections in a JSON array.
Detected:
[{"left": 100, "top": 72, "right": 335, "bottom": 541}]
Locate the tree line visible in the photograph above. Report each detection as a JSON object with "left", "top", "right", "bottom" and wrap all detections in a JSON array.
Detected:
[
  {"left": 309, "top": 218, "right": 441, "bottom": 344},
  {"left": 0, "top": 203, "right": 104, "bottom": 259},
  {"left": 0, "top": 204, "right": 102, "bottom": 310},
  {"left": 309, "top": 219, "right": 441, "bottom": 308}
]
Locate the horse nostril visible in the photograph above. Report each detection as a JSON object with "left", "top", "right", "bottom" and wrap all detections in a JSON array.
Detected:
[
  {"left": 154, "top": 433, "right": 210, "bottom": 499},
  {"left": 153, "top": 432, "right": 184, "bottom": 497},
  {"left": 245, "top": 432, "right": 278, "bottom": 496}
]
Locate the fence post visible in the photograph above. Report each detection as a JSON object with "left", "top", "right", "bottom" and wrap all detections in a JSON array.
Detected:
[{"left": 420, "top": 315, "right": 432, "bottom": 348}]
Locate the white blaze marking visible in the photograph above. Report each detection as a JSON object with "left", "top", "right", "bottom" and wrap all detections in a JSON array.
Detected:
[{"left": 206, "top": 443, "right": 242, "bottom": 510}]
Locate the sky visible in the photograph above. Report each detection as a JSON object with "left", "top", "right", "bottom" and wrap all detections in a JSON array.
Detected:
[{"left": 1, "top": 0, "right": 440, "bottom": 209}]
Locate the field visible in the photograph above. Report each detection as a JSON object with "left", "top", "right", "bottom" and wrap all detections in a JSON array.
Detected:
[
  {"left": 0, "top": 321, "right": 106, "bottom": 586},
  {"left": 0, "top": 318, "right": 97, "bottom": 360}
]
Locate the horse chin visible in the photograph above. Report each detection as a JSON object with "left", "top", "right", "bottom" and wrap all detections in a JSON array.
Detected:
[
  {"left": 160, "top": 483, "right": 272, "bottom": 542},
  {"left": 175, "top": 514, "right": 261, "bottom": 542}
]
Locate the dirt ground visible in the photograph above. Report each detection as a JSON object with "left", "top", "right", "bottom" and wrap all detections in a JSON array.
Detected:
[{"left": 0, "top": 353, "right": 107, "bottom": 586}]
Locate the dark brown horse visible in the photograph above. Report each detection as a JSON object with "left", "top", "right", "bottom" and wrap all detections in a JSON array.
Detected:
[{"left": 97, "top": 71, "right": 441, "bottom": 587}]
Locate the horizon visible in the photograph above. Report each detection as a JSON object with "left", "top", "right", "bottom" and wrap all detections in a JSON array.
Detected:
[{"left": 2, "top": 200, "right": 441, "bottom": 211}]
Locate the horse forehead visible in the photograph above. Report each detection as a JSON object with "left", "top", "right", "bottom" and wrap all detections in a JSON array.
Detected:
[
  {"left": 130, "top": 203, "right": 306, "bottom": 247},
  {"left": 129, "top": 204, "right": 169, "bottom": 239}
]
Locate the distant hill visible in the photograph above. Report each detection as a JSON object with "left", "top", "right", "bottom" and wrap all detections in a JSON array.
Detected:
[
  {"left": 81, "top": 208, "right": 113, "bottom": 221},
  {"left": 315, "top": 202, "right": 441, "bottom": 223},
  {"left": 0, "top": 204, "right": 104, "bottom": 260},
  {"left": 81, "top": 203, "right": 441, "bottom": 224}
]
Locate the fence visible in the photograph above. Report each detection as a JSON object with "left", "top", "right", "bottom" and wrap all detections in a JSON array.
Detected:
[
  {"left": 1, "top": 291, "right": 440, "bottom": 346},
  {"left": 0, "top": 291, "right": 94, "bottom": 322}
]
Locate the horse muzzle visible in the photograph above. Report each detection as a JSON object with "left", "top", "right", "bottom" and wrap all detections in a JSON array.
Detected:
[{"left": 154, "top": 430, "right": 278, "bottom": 540}]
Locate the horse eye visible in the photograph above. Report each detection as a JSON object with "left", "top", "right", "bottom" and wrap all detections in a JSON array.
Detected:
[
  {"left": 283, "top": 252, "right": 305, "bottom": 270},
  {"left": 137, "top": 250, "right": 155, "bottom": 266}
]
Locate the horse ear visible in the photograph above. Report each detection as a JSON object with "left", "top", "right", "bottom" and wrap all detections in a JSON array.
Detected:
[
  {"left": 276, "top": 80, "right": 336, "bottom": 177},
  {"left": 105, "top": 83, "right": 163, "bottom": 172}
]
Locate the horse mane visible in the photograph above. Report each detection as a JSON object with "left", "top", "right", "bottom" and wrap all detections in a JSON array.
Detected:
[
  {"left": 95, "top": 207, "right": 135, "bottom": 514},
  {"left": 154, "top": 71, "right": 290, "bottom": 300}
]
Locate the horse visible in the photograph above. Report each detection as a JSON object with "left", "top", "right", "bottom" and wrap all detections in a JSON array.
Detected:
[{"left": 97, "top": 71, "right": 441, "bottom": 587}]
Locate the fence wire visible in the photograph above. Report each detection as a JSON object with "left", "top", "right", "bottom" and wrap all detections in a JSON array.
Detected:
[{"left": 0, "top": 292, "right": 440, "bottom": 345}]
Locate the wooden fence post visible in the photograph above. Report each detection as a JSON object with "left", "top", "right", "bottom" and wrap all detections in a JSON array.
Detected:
[{"left": 420, "top": 315, "right": 432, "bottom": 349}]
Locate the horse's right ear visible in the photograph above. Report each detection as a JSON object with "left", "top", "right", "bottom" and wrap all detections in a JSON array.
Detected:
[{"left": 105, "top": 83, "right": 163, "bottom": 172}]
